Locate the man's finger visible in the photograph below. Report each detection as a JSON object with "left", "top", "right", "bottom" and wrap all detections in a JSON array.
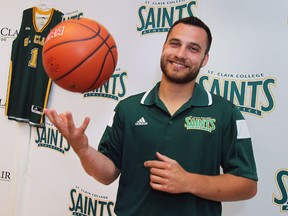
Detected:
[
  {"left": 144, "top": 160, "right": 169, "bottom": 169},
  {"left": 79, "top": 117, "right": 90, "bottom": 133},
  {"left": 66, "top": 111, "right": 76, "bottom": 133},
  {"left": 150, "top": 174, "right": 167, "bottom": 185},
  {"left": 44, "top": 108, "right": 54, "bottom": 123},
  {"left": 156, "top": 152, "right": 175, "bottom": 163},
  {"left": 59, "top": 113, "right": 68, "bottom": 126},
  {"left": 45, "top": 109, "right": 62, "bottom": 126}
]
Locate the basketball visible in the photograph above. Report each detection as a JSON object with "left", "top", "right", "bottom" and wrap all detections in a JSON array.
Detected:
[{"left": 42, "top": 17, "right": 118, "bottom": 93}]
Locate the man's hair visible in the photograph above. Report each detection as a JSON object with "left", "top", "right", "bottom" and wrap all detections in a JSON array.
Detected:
[{"left": 165, "top": 16, "right": 212, "bottom": 54}]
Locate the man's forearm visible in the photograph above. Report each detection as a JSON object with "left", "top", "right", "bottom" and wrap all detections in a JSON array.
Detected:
[{"left": 77, "top": 145, "right": 120, "bottom": 185}]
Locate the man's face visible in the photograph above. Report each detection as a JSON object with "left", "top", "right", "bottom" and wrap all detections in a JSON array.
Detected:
[{"left": 161, "top": 23, "right": 209, "bottom": 84}]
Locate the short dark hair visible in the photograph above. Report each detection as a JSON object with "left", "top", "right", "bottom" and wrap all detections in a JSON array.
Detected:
[{"left": 166, "top": 16, "right": 212, "bottom": 54}]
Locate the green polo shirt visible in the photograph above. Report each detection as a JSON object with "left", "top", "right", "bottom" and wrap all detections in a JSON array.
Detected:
[{"left": 98, "top": 82, "right": 258, "bottom": 216}]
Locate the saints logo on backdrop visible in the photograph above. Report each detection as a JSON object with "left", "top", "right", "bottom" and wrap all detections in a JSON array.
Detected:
[
  {"left": 137, "top": 0, "right": 197, "bottom": 35},
  {"left": 0, "top": 170, "right": 11, "bottom": 182},
  {"left": 0, "top": 99, "right": 5, "bottom": 108},
  {"left": 197, "top": 70, "right": 276, "bottom": 117},
  {"left": 62, "top": 10, "right": 83, "bottom": 21},
  {"left": 35, "top": 124, "right": 70, "bottom": 154},
  {"left": 0, "top": 26, "right": 18, "bottom": 107},
  {"left": 0, "top": 26, "right": 18, "bottom": 41},
  {"left": 84, "top": 68, "right": 127, "bottom": 100},
  {"left": 273, "top": 169, "right": 288, "bottom": 212},
  {"left": 69, "top": 185, "right": 115, "bottom": 216}
]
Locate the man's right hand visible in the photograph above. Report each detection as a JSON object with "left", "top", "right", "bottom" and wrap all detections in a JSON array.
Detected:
[
  {"left": 44, "top": 108, "right": 120, "bottom": 185},
  {"left": 44, "top": 109, "right": 90, "bottom": 155}
]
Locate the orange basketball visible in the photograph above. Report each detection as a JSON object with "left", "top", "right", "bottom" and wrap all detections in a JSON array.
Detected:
[{"left": 42, "top": 17, "right": 118, "bottom": 93}]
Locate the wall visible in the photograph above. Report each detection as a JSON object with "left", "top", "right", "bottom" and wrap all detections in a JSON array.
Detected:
[{"left": 0, "top": 0, "right": 287, "bottom": 215}]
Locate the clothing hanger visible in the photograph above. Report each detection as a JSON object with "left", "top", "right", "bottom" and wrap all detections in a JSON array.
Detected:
[{"left": 36, "top": 0, "right": 52, "bottom": 11}]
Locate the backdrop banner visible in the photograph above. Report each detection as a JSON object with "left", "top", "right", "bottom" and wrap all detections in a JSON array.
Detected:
[{"left": 0, "top": 0, "right": 287, "bottom": 215}]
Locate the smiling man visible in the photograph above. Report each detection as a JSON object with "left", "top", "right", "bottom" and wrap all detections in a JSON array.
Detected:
[{"left": 45, "top": 16, "right": 258, "bottom": 216}]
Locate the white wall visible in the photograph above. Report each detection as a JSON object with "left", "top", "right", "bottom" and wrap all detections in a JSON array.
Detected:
[{"left": 0, "top": 0, "right": 287, "bottom": 215}]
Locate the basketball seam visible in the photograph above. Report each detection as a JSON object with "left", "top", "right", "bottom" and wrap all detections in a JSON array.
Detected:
[
  {"left": 84, "top": 45, "right": 117, "bottom": 92},
  {"left": 43, "top": 36, "right": 98, "bottom": 53},
  {"left": 43, "top": 22, "right": 101, "bottom": 54},
  {"left": 54, "top": 34, "right": 112, "bottom": 82}
]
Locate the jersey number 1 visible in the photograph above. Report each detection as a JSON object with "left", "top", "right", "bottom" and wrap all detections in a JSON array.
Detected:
[{"left": 29, "top": 48, "right": 38, "bottom": 68}]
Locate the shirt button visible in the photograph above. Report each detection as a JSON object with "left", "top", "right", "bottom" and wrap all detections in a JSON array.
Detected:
[{"left": 168, "top": 120, "right": 173, "bottom": 124}]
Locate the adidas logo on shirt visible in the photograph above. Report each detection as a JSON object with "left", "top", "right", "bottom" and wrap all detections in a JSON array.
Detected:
[{"left": 135, "top": 117, "right": 148, "bottom": 126}]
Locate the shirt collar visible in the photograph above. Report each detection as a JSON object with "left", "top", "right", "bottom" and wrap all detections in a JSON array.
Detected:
[{"left": 140, "top": 82, "right": 212, "bottom": 107}]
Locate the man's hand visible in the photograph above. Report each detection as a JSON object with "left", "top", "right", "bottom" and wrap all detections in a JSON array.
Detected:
[
  {"left": 144, "top": 152, "right": 257, "bottom": 201},
  {"left": 44, "top": 108, "right": 120, "bottom": 184},
  {"left": 44, "top": 109, "right": 90, "bottom": 155},
  {"left": 144, "top": 152, "right": 189, "bottom": 194}
]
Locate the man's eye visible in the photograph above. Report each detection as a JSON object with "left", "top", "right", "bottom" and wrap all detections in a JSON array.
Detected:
[
  {"left": 189, "top": 47, "right": 199, "bottom": 52},
  {"left": 169, "top": 42, "right": 179, "bottom": 47}
]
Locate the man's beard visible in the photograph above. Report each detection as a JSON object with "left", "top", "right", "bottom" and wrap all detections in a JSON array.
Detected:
[{"left": 160, "top": 57, "right": 202, "bottom": 84}]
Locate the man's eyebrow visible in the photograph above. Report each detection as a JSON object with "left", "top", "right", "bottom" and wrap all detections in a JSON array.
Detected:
[
  {"left": 168, "top": 38, "right": 202, "bottom": 49},
  {"left": 167, "top": 37, "right": 181, "bottom": 43}
]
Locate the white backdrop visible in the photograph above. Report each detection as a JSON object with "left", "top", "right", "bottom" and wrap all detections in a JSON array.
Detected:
[{"left": 0, "top": 0, "right": 288, "bottom": 215}]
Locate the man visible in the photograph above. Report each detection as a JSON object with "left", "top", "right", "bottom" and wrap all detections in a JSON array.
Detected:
[{"left": 45, "top": 16, "right": 258, "bottom": 215}]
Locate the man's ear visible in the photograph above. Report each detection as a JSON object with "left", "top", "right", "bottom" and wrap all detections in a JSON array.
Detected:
[{"left": 201, "top": 53, "right": 209, "bottom": 68}]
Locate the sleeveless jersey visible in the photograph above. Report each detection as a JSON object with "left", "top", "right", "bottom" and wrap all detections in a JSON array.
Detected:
[{"left": 5, "top": 7, "right": 63, "bottom": 127}]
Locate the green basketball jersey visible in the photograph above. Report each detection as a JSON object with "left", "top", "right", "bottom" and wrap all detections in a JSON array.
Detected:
[
  {"left": 5, "top": 7, "right": 63, "bottom": 127},
  {"left": 99, "top": 82, "right": 258, "bottom": 216}
]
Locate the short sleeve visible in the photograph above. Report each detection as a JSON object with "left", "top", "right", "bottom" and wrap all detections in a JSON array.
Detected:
[
  {"left": 221, "top": 107, "right": 258, "bottom": 181},
  {"left": 98, "top": 103, "right": 124, "bottom": 170}
]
